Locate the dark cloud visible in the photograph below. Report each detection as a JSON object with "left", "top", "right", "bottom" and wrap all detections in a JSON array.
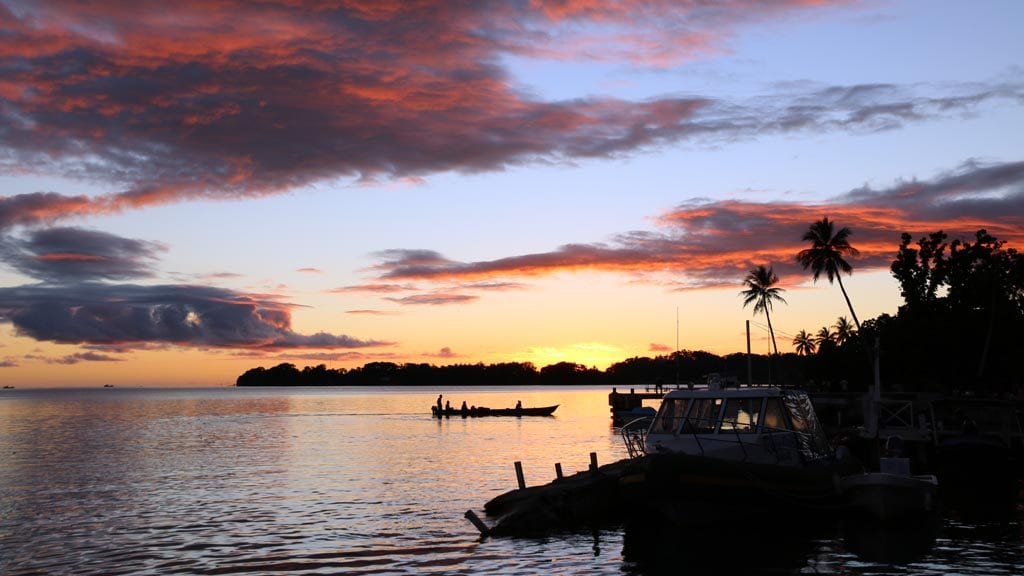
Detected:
[
  {"left": 36, "top": 352, "right": 124, "bottom": 365},
  {"left": 1, "top": 2, "right": 1021, "bottom": 231},
  {"left": 296, "top": 267, "right": 323, "bottom": 274},
  {"left": 368, "top": 159, "right": 1024, "bottom": 290},
  {"left": 0, "top": 282, "right": 392, "bottom": 350},
  {"left": 0, "top": 359, "right": 17, "bottom": 367},
  {"left": 1, "top": 226, "right": 163, "bottom": 282}
]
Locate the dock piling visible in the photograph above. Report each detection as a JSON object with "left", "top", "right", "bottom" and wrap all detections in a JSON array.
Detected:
[
  {"left": 555, "top": 462, "right": 563, "bottom": 479},
  {"left": 464, "top": 509, "right": 491, "bottom": 537},
  {"left": 589, "top": 452, "right": 598, "bottom": 472},
  {"left": 514, "top": 461, "right": 526, "bottom": 490}
]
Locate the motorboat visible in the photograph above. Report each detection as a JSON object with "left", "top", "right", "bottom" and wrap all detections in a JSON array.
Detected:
[
  {"left": 619, "top": 381, "right": 861, "bottom": 526},
  {"left": 612, "top": 405, "right": 656, "bottom": 427},
  {"left": 839, "top": 458, "right": 938, "bottom": 521}
]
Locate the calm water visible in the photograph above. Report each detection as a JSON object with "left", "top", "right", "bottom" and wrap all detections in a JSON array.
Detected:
[{"left": 1, "top": 386, "right": 1021, "bottom": 575}]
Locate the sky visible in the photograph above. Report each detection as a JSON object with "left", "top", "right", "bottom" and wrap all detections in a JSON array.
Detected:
[{"left": 0, "top": 0, "right": 1022, "bottom": 387}]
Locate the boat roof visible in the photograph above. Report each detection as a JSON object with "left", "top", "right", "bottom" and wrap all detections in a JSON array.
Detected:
[{"left": 661, "top": 385, "right": 800, "bottom": 400}]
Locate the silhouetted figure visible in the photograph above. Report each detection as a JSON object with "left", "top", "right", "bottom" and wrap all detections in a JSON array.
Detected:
[
  {"left": 436, "top": 394, "right": 443, "bottom": 417},
  {"left": 515, "top": 400, "right": 522, "bottom": 415},
  {"left": 460, "top": 400, "right": 468, "bottom": 416}
]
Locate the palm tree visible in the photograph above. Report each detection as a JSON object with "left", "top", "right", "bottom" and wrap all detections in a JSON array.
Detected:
[
  {"left": 792, "top": 330, "right": 816, "bottom": 356},
  {"left": 815, "top": 326, "right": 835, "bottom": 348},
  {"left": 833, "top": 316, "right": 855, "bottom": 346},
  {"left": 740, "top": 264, "right": 787, "bottom": 355},
  {"left": 796, "top": 218, "right": 862, "bottom": 331}
]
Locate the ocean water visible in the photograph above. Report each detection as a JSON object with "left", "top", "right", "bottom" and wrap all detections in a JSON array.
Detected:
[{"left": 1, "top": 386, "right": 1021, "bottom": 575}]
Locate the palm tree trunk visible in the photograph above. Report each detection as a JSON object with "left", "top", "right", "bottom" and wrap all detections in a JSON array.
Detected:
[
  {"left": 837, "top": 273, "right": 876, "bottom": 392},
  {"left": 766, "top": 308, "right": 778, "bottom": 355},
  {"left": 835, "top": 275, "right": 862, "bottom": 331}
]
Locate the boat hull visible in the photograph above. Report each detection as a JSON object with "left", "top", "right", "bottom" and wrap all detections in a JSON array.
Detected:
[
  {"left": 431, "top": 405, "right": 558, "bottom": 418},
  {"left": 620, "top": 452, "right": 856, "bottom": 529},
  {"left": 839, "top": 472, "right": 938, "bottom": 522}
]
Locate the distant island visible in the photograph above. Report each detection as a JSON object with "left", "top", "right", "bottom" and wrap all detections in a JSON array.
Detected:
[
  {"left": 239, "top": 228, "right": 1023, "bottom": 398},
  {"left": 237, "top": 352, "right": 777, "bottom": 388}
]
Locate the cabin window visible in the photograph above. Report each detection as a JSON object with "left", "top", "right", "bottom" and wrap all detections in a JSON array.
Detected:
[
  {"left": 652, "top": 398, "right": 689, "bottom": 434},
  {"left": 720, "top": 398, "right": 762, "bottom": 433},
  {"left": 681, "top": 398, "right": 721, "bottom": 434},
  {"left": 762, "top": 398, "right": 789, "bottom": 431}
]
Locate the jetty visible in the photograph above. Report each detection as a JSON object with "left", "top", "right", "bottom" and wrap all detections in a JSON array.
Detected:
[{"left": 468, "top": 453, "right": 639, "bottom": 538}]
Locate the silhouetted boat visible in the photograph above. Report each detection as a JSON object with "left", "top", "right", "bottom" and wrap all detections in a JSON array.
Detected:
[
  {"left": 619, "top": 380, "right": 861, "bottom": 527},
  {"left": 839, "top": 461, "right": 938, "bottom": 522},
  {"left": 431, "top": 404, "right": 558, "bottom": 418}
]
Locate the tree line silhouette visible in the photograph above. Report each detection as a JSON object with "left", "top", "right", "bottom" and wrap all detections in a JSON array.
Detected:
[{"left": 238, "top": 224, "right": 1023, "bottom": 396}]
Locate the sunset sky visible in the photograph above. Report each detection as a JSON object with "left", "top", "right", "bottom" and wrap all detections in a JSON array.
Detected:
[{"left": 1, "top": 0, "right": 1022, "bottom": 386}]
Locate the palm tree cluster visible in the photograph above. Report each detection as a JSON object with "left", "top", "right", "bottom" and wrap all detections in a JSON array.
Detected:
[
  {"left": 791, "top": 317, "right": 856, "bottom": 356},
  {"left": 739, "top": 217, "right": 864, "bottom": 357}
]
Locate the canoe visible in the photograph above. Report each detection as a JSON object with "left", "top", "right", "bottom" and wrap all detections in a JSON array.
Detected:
[{"left": 431, "top": 404, "right": 558, "bottom": 418}]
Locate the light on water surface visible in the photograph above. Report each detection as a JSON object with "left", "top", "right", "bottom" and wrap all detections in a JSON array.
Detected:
[{"left": 1, "top": 386, "right": 1022, "bottom": 575}]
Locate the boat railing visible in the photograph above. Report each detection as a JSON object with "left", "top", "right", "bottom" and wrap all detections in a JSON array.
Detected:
[
  {"left": 621, "top": 416, "right": 653, "bottom": 459},
  {"left": 638, "top": 415, "right": 825, "bottom": 464},
  {"left": 687, "top": 421, "right": 818, "bottom": 465}
]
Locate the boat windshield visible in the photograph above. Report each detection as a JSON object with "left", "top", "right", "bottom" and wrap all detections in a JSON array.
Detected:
[
  {"left": 720, "top": 397, "right": 762, "bottom": 433},
  {"left": 651, "top": 397, "right": 689, "bottom": 434},
  {"left": 763, "top": 398, "right": 788, "bottom": 431},
  {"left": 682, "top": 398, "right": 721, "bottom": 434}
]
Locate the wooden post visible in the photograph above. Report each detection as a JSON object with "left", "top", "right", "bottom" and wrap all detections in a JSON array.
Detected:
[
  {"left": 589, "top": 452, "right": 598, "bottom": 472},
  {"left": 514, "top": 461, "right": 526, "bottom": 490},
  {"left": 464, "top": 509, "right": 490, "bottom": 537},
  {"left": 555, "top": 462, "right": 563, "bottom": 479}
]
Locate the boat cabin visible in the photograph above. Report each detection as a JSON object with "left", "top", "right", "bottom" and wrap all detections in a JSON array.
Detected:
[{"left": 642, "top": 386, "right": 833, "bottom": 466}]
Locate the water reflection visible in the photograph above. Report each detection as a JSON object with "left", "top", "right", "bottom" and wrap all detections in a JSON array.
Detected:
[
  {"left": 1, "top": 387, "right": 1022, "bottom": 575},
  {"left": 841, "top": 515, "right": 941, "bottom": 565},
  {"left": 621, "top": 518, "right": 826, "bottom": 575}
]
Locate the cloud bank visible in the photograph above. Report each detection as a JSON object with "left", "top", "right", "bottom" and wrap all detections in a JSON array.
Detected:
[
  {"left": 0, "top": 282, "right": 392, "bottom": 350},
  {"left": 1, "top": 1, "right": 1021, "bottom": 231}
]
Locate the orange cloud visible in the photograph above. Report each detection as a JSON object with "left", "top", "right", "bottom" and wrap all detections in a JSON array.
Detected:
[{"left": 368, "top": 159, "right": 1024, "bottom": 290}]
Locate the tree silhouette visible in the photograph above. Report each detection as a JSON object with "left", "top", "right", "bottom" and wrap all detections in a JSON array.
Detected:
[
  {"left": 740, "top": 264, "right": 787, "bottom": 355},
  {"left": 792, "top": 330, "right": 816, "bottom": 356},
  {"left": 796, "top": 217, "right": 862, "bottom": 331},
  {"left": 833, "top": 316, "right": 855, "bottom": 345},
  {"left": 815, "top": 326, "right": 835, "bottom": 348}
]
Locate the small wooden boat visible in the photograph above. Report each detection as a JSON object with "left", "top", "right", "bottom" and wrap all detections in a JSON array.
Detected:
[
  {"left": 839, "top": 457, "right": 938, "bottom": 522},
  {"left": 431, "top": 404, "right": 558, "bottom": 418}
]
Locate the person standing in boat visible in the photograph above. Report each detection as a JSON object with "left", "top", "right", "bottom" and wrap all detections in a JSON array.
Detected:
[
  {"left": 436, "top": 394, "right": 443, "bottom": 417},
  {"left": 515, "top": 400, "right": 522, "bottom": 415},
  {"left": 460, "top": 400, "right": 468, "bottom": 416}
]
